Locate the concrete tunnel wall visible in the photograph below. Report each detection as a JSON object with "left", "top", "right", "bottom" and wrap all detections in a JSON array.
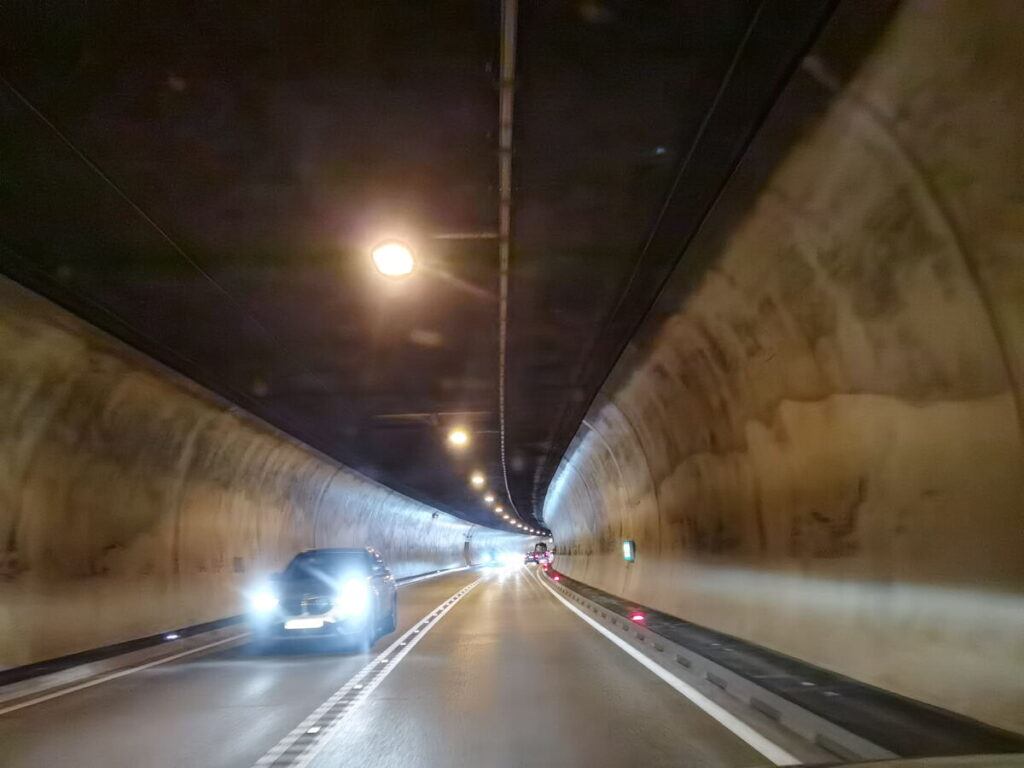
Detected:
[
  {"left": 0, "top": 276, "right": 527, "bottom": 668},
  {"left": 543, "top": 0, "right": 1024, "bottom": 735}
]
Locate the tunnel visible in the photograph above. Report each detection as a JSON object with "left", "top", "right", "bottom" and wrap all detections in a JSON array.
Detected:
[{"left": 0, "top": 1, "right": 1022, "bottom": 766}]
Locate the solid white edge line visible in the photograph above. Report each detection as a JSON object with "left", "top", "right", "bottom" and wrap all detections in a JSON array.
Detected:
[
  {"left": 253, "top": 577, "right": 483, "bottom": 768},
  {"left": 534, "top": 569, "right": 801, "bottom": 766},
  {"left": 0, "top": 633, "right": 247, "bottom": 716},
  {"left": 0, "top": 566, "right": 476, "bottom": 717}
]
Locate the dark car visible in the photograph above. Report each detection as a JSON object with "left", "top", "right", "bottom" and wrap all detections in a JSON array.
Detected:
[{"left": 248, "top": 547, "right": 398, "bottom": 651}]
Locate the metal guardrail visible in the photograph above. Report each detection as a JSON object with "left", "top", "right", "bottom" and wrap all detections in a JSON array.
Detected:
[{"left": 539, "top": 567, "right": 1024, "bottom": 763}]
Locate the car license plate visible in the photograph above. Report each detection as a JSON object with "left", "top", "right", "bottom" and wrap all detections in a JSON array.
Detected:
[{"left": 284, "top": 618, "right": 324, "bottom": 630}]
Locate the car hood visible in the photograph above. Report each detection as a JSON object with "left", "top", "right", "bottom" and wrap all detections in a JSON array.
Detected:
[{"left": 276, "top": 575, "right": 366, "bottom": 598}]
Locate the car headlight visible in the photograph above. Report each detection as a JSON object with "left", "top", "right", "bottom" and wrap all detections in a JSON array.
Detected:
[
  {"left": 333, "top": 578, "right": 370, "bottom": 618},
  {"left": 250, "top": 590, "right": 279, "bottom": 613}
]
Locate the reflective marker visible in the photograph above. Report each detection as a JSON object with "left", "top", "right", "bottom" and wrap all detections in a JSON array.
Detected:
[
  {"left": 630, "top": 613, "right": 645, "bottom": 623},
  {"left": 164, "top": 633, "right": 180, "bottom": 641},
  {"left": 622, "top": 540, "right": 636, "bottom": 562}
]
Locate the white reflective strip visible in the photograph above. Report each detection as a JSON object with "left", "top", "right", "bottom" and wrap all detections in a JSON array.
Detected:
[{"left": 534, "top": 570, "right": 800, "bottom": 766}]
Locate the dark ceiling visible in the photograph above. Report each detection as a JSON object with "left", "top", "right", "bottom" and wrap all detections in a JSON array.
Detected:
[{"left": 0, "top": 0, "right": 834, "bottom": 531}]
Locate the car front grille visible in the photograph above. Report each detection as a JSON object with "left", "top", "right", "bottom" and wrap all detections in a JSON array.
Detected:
[{"left": 283, "top": 596, "right": 333, "bottom": 616}]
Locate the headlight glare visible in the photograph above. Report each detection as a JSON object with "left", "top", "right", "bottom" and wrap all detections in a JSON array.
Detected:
[
  {"left": 333, "top": 578, "right": 370, "bottom": 617},
  {"left": 251, "top": 590, "right": 279, "bottom": 613}
]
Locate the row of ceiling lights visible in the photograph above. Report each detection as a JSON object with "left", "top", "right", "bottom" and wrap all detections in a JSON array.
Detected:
[
  {"left": 466, "top": 455, "right": 544, "bottom": 536},
  {"left": 454, "top": 427, "right": 542, "bottom": 534},
  {"left": 371, "top": 241, "right": 544, "bottom": 537}
]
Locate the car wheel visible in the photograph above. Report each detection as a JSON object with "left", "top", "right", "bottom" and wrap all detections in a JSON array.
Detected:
[
  {"left": 381, "top": 595, "right": 397, "bottom": 634},
  {"left": 248, "top": 636, "right": 273, "bottom": 655},
  {"left": 353, "top": 607, "right": 377, "bottom": 653}
]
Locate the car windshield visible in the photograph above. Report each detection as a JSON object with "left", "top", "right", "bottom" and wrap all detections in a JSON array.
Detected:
[{"left": 283, "top": 552, "right": 369, "bottom": 581}]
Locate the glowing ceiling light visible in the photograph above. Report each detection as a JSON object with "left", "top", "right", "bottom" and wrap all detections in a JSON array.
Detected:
[
  {"left": 484, "top": 494, "right": 495, "bottom": 503},
  {"left": 470, "top": 472, "right": 485, "bottom": 487},
  {"left": 371, "top": 240, "right": 415, "bottom": 276},
  {"left": 494, "top": 505, "right": 503, "bottom": 513},
  {"left": 447, "top": 428, "right": 469, "bottom": 447}
]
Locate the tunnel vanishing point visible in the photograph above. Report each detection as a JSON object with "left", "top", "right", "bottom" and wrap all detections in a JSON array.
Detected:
[{"left": 1, "top": 0, "right": 1022, "bottom": 745}]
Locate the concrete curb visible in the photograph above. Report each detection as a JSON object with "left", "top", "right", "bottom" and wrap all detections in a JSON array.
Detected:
[{"left": 0, "top": 624, "right": 249, "bottom": 713}]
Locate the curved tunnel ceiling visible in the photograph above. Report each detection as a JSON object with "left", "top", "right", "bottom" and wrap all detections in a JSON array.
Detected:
[{"left": 0, "top": 0, "right": 835, "bottom": 529}]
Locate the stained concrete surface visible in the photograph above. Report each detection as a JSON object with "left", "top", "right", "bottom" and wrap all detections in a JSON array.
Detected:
[
  {"left": 0, "top": 277, "right": 526, "bottom": 668},
  {"left": 543, "top": 0, "right": 1024, "bottom": 734}
]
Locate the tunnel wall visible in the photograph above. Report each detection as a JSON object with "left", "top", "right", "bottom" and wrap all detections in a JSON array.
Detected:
[
  {"left": 543, "top": 0, "right": 1024, "bottom": 734},
  {"left": 0, "top": 276, "right": 525, "bottom": 668}
]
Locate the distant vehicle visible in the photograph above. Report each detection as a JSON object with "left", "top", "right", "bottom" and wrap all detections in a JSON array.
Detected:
[
  {"left": 248, "top": 547, "right": 398, "bottom": 651},
  {"left": 525, "top": 542, "right": 551, "bottom": 565},
  {"left": 533, "top": 542, "right": 552, "bottom": 565}
]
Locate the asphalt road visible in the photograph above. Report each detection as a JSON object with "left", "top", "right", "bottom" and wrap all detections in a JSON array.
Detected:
[{"left": 0, "top": 566, "right": 766, "bottom": 768}]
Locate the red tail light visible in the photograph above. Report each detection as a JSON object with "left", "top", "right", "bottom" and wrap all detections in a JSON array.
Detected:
[
  {"left": 553, "top": 574, "right": 561, "bottom": 581},
  {"left": 630, "top": 613, "right": 645, "bottom": 623}
]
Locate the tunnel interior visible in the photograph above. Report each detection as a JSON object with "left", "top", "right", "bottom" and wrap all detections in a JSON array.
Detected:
[{"left": 0, "top": 0, "right": 1022, "bottom": 764}]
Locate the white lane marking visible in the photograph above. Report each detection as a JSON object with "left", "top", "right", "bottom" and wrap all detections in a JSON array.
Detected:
[
  {"left": 253, "top": 578, "right": 483, "bottom": 768},
  {"left": 533, "top": 569, "right": 800, "bottom": 766},
  {"left": 397, "top": 565, "right": 474, "bottom": 586},
  {"left": 0, "top": 566, "right": 471, "bottom": 716},
  {"left": 0, "top": 633, "right": 247, "bottom": 716}
]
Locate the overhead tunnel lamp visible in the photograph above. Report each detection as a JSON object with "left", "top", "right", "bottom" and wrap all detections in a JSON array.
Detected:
[
  {"left": 494, "top": 506, "right": 503, "bottom": 513},
  {"left": 484, "top": 494, "right": 495, "bottom": 503},
  {"left": 447, "top": 428, "right": 470, "bottom": 447},
  {"left": 470, "top": 472, "right": 485, "bottom": 487},
  {"left": 371, "top": 240, "right": 415, "bottom": 277}
]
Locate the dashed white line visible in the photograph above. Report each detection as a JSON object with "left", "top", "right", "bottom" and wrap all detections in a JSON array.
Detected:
[{"left": 252, "top": 578, "right": 482, "bottom": 768}]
